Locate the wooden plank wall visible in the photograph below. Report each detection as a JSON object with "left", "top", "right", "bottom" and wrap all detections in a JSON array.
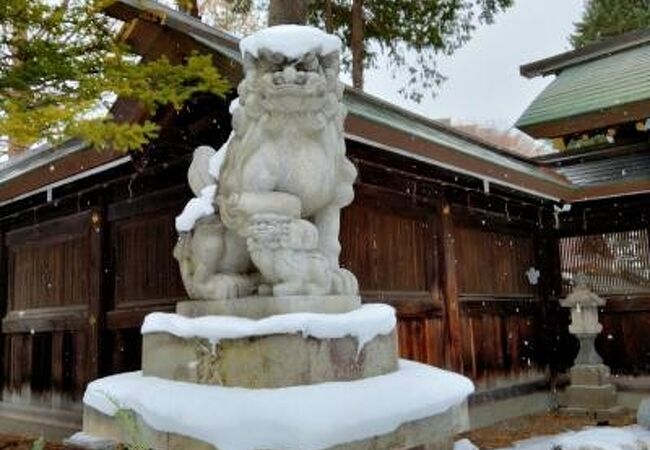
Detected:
[
  {"left": 106, "top": 186, "right": 189, "bottom": 374},
  {"left": 452, "top": 214, "right": 545, "bottom": 385},
  {"left": 0, "top": 144, "right": 564, "bottom": 407},
  {"left": 340, "top": 187, "right": 446, "bottom": 367},
  {"left": 1, "top": 211, "right": 101, "bottom": 407}
]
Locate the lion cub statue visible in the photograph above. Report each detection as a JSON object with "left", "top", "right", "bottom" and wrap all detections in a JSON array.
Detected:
[{"left": 174, "top": 26, "right": 358, "bottom": 301}]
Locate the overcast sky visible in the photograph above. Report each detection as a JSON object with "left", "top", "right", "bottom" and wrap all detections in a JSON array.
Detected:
[{"left": 358, "top": 0, "right": 585, "bottom": 129}]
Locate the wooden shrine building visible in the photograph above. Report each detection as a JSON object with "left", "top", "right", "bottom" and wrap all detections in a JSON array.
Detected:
[{"left": 0, "top": 1, "right": 647, "bottom": 437}]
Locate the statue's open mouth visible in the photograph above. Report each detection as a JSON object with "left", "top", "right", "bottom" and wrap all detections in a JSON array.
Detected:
[
  {"left": 263, "top": 71, "right": 327, "bottom": 103},
  {"left": 272, "top": 68, "right": 310, "bottom": 86}
]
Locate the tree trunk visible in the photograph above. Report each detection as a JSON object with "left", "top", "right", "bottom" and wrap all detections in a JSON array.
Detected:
[
  {"left": 324, "top": 0, "right": 333, "bottom": 32},
  {"left": 268, "top": 0, "right": 308, "bottom": 26},
  {"left": 351, "top": 0, "right": 364, "bottom": 90}
]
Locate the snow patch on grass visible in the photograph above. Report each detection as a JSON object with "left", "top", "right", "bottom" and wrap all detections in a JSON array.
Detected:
[{"left": 499, "top": 425, "right": 650, "bottom": 450}]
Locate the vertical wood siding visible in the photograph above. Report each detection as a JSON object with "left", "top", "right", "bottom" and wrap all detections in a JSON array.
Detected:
[
  {"left": 2, "top": 211, "right": 100, "bottom": 404},
  {"left": 455, "top": 224, "right": 536, "bottom": 296}
]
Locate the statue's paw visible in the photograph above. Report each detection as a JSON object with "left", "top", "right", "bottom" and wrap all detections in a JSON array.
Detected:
[
  {"left": 258, "top": 283, "right": 273, "bottom": 296},
  {"left": 207, "top": 274, "right": 257, "bottom": 300},
  {"left": 272, "top": 281, "right": 305, "bottom": 297},
  {"left": 331, "top": 268, "right": 358, "bottom": 295}
]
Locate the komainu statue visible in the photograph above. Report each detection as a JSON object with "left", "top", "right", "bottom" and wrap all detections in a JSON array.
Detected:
[{"left": 174, "top": 26, "right": 358, "bottom": 301}]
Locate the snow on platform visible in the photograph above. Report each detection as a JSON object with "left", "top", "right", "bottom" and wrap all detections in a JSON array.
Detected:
[
  {"left": 239, "top": 25, "right": 342, "bottom": 59},
  {"left": 142, "top": 303, "right": 396, "bottom": 351},
  {"left": 84, "top": 359, "right": 474, "bottom": 450}
]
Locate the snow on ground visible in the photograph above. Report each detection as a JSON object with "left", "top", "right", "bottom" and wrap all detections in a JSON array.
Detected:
[
  {"left": 85, "top": 359, "right": 474, "bottom": 450},
  {"left": 142, "top": 303, "right": 396, "bottom": 352},
  {"left": 239, "top": 25, "right": 341, "bottom": 59},
  {"left": 455, "top": 425, "right": 650, "bottom": 450},
  {"left": 455, "top": 438, "right": 480, "bottom": 450}
]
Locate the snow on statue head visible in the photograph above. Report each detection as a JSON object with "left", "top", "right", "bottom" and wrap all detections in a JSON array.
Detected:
[
  {"left": 174, "top": 25, "right": 358, "bottom": 301},
  {"left": 237, "top": 25, "right": 342, "bottom": 120}
]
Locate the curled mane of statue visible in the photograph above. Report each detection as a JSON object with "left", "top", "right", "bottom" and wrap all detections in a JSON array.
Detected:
[{"left": 174, "top": 26, "right": 359, "bottom": 301}]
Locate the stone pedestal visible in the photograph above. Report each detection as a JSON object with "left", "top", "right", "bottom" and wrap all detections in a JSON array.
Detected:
[
  {"left": 558, "top": 275, "right": 624, "bottom": 419},
  {"left": 141, "top": 328, "right": 398, "bottom": 388},
  {"left": 82, "top": 397, "right": 466, "bottom": 450},
  {"left": 559, "top": 365, "right": 625, "bottom": 419},
  {"left": 73, "top": 301, "right": 473, "bottom": 450}
]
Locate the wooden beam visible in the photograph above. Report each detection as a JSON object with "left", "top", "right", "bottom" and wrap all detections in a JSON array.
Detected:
[
  {"left": 436, "top": 200, "right": 463, "bottom": 372},
  {"left": 2, "top": 306, "right": 87, "bottom": 334},
  {"left": 345, "top": 114, "right": 572, "bottom": 201},
  {"left": 5, "top": 211, "right": 90, "bottom": 247},
  {"left": 519, "top": 98, "right": 650, "bottom": 139}
]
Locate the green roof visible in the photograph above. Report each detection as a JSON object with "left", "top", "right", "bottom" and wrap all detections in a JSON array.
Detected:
[{"left": 516, "top": 43, "right": 650, "bottom": 129}]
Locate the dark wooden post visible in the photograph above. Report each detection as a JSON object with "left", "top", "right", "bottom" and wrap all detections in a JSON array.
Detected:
[
  {"left": 87, "top": 208, "right": 105, "bottom": 382},
  {"left": 534, "top": 217, "right": 562, "bottom": 381},
  {"left": 437, "top": 200, "right": 463, "bottom": 372},
  {"left": 351, "top": 0, "right": 365, "bottom": 90},
  {"left": 0, "top": 231, "right": 7, "bottom": 398}
]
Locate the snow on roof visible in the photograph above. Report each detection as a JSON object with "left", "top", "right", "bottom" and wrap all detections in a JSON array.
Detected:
[
  {"left": 239, "top": 25, "right": 341, "bottom": 59},
  {"left": 84, "top": 360, "right": 474, "bottom": 450},
  {"left": 142, "top": 304, "right": 396, "bottom": 352}
]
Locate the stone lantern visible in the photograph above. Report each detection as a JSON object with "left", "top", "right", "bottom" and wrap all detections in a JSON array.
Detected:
[{"left": 559, "top": 274, "right": 624, "bottom": 419}]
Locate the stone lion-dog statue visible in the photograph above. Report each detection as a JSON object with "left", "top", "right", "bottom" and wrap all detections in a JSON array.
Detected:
[{"left": 174, "top": 26, "right": 358, "bottom": 301}]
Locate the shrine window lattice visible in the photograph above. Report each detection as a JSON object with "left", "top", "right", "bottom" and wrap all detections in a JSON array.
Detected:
[{"left": 560, "top": 229, "right": 650, "bottom": 295}]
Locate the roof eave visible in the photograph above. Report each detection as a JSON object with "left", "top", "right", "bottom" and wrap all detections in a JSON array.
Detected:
[
  {"left": 0, "top": 139, "right": 88, "bottom": 186},
  {"left": 516, "top": 97, "right": 650, "bottom": 139},
  {"left": 520, "top": 29, "right": 650, "bottom": 78}
]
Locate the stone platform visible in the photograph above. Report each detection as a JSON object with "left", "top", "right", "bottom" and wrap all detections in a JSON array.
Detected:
[
  {"left": 177, "top": 295, "right": 361, "bottom": 319},
  {"left": 141, "top": 303, "right": 397, "bottom": 388},
  {"left": 81, "top": 402, "right": 465, "bottom": 450},
  {"left": 79, "top": 360, "right": 472, "bottom": 450},
  {"left": 142, "top": 330, "right": 398, "bottom": 388},
  {"left": 74, "top": 301, "right": 473, "bottom": 449},
  {"left": 559, "top": 364, "right": 626, "bottom": 420}
]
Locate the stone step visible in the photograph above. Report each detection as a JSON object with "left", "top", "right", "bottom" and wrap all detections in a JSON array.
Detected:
[
  {"left": 80, "top": 361, "right": 474, "bottom": 450},
  {"left": 142, "top": 330, "right": 399, "bottom": 388},
  {"left": 561, "top": 384, "right": 618, "bottom": 409},
  {"left": 141, "top": 304, "right": 399, "bottom": 388},
  {"left": 558, "top": 405, "right": 627, "bottom": 421}
]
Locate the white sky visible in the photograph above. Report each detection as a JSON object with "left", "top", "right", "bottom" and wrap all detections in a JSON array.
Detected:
[{"left": 360, "top": 0, "right": 586, "bottom": 129}]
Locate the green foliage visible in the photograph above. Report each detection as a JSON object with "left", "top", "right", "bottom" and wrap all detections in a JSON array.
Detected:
[
  {"left": 571, "top": 0, "right": 650, "bottom": 48},
  {"left": 309, "top": 0, "right": 514, "bottom": 101},
  {"left": 114, "top": 408, "right": 149, "bottom": 450},
  {"left": 30, "top": 437, "right": 46, "bottom": 450},
  {"left": 0, "top": 0, "right": 230, "bottom": 153},
  {"left": 221, "top": 0, "right": 513, "bottom": 101},
  {"left": 105, "top": 394, "right": 148, "bottom": 450}
]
